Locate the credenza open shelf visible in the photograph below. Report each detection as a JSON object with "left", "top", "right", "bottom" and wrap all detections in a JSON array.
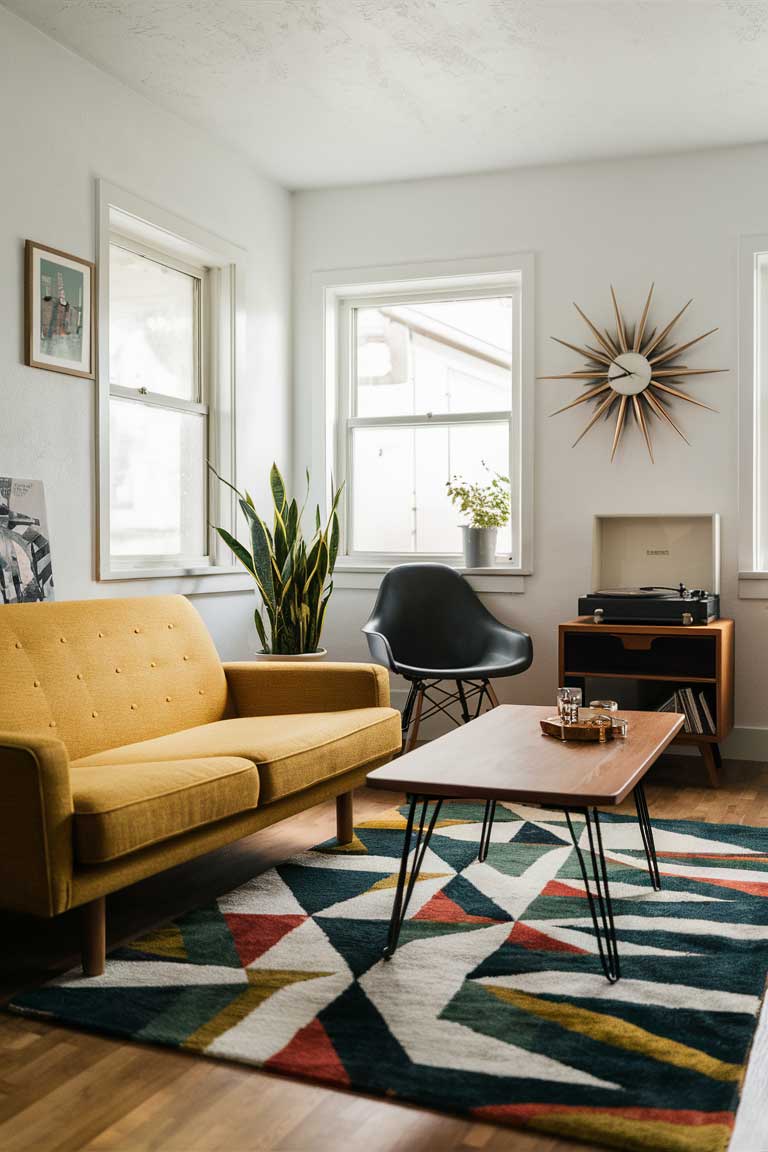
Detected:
[{"left": 558, "top": 618, "right": 734, "bottom": 786}]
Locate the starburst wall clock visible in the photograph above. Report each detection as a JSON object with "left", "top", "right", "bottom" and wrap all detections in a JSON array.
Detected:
[{"left": 539, "top": 284, "right": 726, "bottom": 461}]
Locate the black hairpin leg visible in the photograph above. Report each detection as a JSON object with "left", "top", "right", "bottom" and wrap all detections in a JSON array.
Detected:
[
  {"left": 384, "top": 794, "right": 443, "bottom": 959},
  {"left": 633, "top": 781, "right": 661, "bottom": 890},
  {"left": 565, "top": 808, "right": 620, "bottom": 983},
  {"left": 478, "top": 799, "right": 497, "bottom": 862}
]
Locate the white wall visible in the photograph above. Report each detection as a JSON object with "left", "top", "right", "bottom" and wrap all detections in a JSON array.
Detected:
[
  {"left": 293, "top": 145, "right": 768, "bottom": 754},
  {"left": 0, "top": 8, "right": 291, "bottom": 658}
]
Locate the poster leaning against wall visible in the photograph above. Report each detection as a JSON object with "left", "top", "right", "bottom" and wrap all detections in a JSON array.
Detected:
[{"left": 0, "top": 477, "right": 55, "bottom": 603}]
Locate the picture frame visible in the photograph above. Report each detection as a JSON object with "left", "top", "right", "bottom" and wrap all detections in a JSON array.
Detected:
[{"left": 25, "top": 239, "right": 95, "bottom": 379}]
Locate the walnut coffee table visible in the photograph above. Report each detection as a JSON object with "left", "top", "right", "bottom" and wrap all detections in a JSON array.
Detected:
[{"left": 367, "top": 704, "right": 684, "bottom": 983}]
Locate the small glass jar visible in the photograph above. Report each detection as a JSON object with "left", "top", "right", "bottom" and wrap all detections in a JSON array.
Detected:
[
  {"left": 612, "top": 716, "right": 629, "bottom": 738},
  {"left": 589, "top": 699, "right": 618, "bottom": 711},
  {"left": 557, "top": 687, "right": 581, "bottom": 725}
]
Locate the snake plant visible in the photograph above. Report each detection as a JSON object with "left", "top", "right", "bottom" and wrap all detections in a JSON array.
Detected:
[{"left": 210, "top": 462, "right": 342, "bottom": 655}]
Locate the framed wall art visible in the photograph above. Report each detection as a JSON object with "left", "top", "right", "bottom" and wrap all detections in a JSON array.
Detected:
[{"left": 25, "top": 239, "right": 95, "bottom": 379}]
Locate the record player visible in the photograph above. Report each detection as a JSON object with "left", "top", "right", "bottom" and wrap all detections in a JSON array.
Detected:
[
  {"left": 579, "top": 514, "right": 721, "bottom": 626},
  {"left": 578, "top": 584, "right": 719, "bottom": 625}
]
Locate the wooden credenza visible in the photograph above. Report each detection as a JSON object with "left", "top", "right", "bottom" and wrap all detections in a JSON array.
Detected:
[{"left": 558, "top": 617, "right": 734, "bottom": 787}]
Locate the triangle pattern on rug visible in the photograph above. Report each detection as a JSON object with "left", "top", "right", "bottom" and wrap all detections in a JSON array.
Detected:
[
  {"left": 265, "top": 1016, "right": 350, "bottom": 1086},
  {"left": 223, "top": 913, "right": 306, "bottom": 967},
  {"left": 126, "top": 923, "right": 187, "bottom": 961},
  {"left": 513, "top": 822, "right": 569, "bottom": 846},
  {"left": 542, "top": 880, "right": 588, "bottom": 899},
  {"left": 508, "top": 921, "right": 589, "bottom": 955},
  {"left": 412, "top": 889, "right": 499, "bottom": 923}
]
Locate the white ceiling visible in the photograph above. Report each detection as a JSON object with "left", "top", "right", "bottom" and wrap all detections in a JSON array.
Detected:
[{"left": 7, "top": 0, "right": 768, "bottom": 188}]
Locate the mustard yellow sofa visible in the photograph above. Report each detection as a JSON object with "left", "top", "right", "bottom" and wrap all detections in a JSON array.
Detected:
[{"left": 0, "top": 595, "right": 401, "bottom": 975}]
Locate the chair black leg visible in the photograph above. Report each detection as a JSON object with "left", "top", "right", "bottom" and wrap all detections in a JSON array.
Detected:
[
  {"left": 565, "top": 808, "right": 620, "bottom": 983},
  {"left": 400, "top": 683, "right": 418, "bottom": 742},
  {"left": 384, "top": 794, "right": 443, "bottom": 959},
  {"left": 456, "top": 680, "right": 471, "bottom": 723},
  {"left": 634, "top": 781, "right": 661, "bottom": 890},
  {"left": 403, "top": 685, "right": 425, "bottom": 753}
]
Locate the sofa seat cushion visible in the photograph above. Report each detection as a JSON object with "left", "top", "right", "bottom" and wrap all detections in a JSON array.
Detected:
[
  {"left": 72, "top": 708, "right": 402, "bottom": 805},
  {"left": 71, "top": 756, "right": 259, "bottom": 865}
]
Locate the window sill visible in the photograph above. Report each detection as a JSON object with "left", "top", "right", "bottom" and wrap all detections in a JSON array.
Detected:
[
  {"left": 98, "top": 566, "right": 255, "bottom": 596},
  {"left": 738, "top": 572, "right": 768, "bottom": 598},
  {"left": 333, "top": 561, "right": 529, "bottom": 593}
]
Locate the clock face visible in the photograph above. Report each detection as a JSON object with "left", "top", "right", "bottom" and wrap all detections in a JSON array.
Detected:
[{"left": 608, "top": 351, "right": 652, "bottom": 396}]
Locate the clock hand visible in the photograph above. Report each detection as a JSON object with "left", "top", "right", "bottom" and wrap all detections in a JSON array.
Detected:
[{"left": 608, "top": 365, "right": 633, "bottom": 381}]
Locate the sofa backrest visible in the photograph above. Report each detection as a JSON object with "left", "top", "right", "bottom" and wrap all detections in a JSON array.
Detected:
[{"left": 0, "top": 595, "right": 229, "bottom": 761}]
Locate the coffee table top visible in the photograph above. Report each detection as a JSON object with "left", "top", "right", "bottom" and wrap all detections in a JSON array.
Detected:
[{"left": 367, "top": 705, "right": 684, "bottom": 807}]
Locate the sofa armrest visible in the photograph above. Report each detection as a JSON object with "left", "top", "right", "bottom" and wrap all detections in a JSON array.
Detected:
[
  {"left": 223, "top": 661, "right": 391, "bottom": 717},
  {"left": 0, "top": 731, "right": 74, "bottom": 917}
]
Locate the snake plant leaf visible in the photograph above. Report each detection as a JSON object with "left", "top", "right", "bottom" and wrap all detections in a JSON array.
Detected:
[
  {"left": 273, "top": 506, "right": 288, "bottom": 571},
  {"left": 207, "top": 462, "right": 245, "bottom": 504},
  {"left": 286, "top": 499, "right": 299, "bottom": 546},
  {"left": 270, "top": 463, "right": 287, "bottom": 514},
  {"left": 214, "top": 526, "right": 256, "bottom": 578},
  {"left": 253, "top": 608, "right": 269, "bottom": 654},
  {"left": 315, "top": 504, "right": 321, "bottom": 532},
  {"left": 249, "top": 513, "right": 276, "bottom": 611},
  {"left": 328, "top": 511, "right": 339, "bottom": 573}
]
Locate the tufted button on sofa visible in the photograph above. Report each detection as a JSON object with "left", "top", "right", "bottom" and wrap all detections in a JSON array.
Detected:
[{"left": 0, "top": 595, "right": 401, "bottom": 975}]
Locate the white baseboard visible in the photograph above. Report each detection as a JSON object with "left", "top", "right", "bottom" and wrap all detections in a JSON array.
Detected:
[{"left": 390, "top": 687, "right": 768, "bottom": 764}]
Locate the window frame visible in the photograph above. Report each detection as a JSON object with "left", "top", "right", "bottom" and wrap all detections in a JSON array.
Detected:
[
  {"left": 739, "top": 234, "right": 768, "bottom": 595},
  {"left": 312, "top": 255, "right": 534, "bottom": 588},
  {"left": 97, "top": 180, "right": 246, "bottom": 586}
]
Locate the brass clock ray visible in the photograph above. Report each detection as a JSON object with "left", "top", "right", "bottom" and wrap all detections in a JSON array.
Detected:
[{"left": 540, "top": 284, "right": 726, "bottom": 461}]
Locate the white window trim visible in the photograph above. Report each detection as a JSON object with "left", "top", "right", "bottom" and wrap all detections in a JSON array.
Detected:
[
  {"left": 739, "top": 233, "right": 768, "bottom": 597},
  {"left": 311, "top": 254, "right": 534, "bottom": 593},
  {"left": 97, "top": 179, "right": 251, "bottom": 591}
]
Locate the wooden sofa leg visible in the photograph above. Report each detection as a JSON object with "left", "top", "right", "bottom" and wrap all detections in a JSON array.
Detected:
[
  {"left": 336, "top": 791, "right": 354, "bottom": 845},
  {"left": 80, "top": 896, "right": 106, "bottom": 976}
]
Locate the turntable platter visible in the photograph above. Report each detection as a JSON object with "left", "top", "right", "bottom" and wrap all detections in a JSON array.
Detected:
[{"left": 593, "top": 587, "right": 677, "bottom": 598}]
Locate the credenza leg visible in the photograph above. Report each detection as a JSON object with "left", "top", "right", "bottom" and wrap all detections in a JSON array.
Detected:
[
  {"left": 565, "top": 808, "right": 620, "bottom": 983},
  {"left": 383, "top": 794, "right": 443, "bottom": 960},
  {"left": 700, "top": 742, "right": 721, "bottom": 789}
]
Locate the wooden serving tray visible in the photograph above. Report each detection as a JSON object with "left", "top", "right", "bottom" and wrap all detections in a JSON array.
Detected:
[{"left": 540, "top": 715, "right": 615, "bottom": 742}]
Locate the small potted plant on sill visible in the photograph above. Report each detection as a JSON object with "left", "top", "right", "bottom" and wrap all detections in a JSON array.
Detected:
[
  {"left": 209, "top": 462, "right": 342, "bottom": 659},
  {"left": 446, "top": 465, "right": 510, "bottom": 569}
]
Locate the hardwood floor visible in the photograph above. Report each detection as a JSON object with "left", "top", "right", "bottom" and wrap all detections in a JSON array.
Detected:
[{"left": 1, "top": 755, "right": 767, "bottom": 1152}]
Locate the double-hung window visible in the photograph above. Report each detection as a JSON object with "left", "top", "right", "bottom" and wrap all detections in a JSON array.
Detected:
[
  {"left": 333, "top": 267, "right": 531, "bottom": 570},
  {"left": 98, "top": 181, "right": 241, "bottom": 582},
  {"left": 108, "top": 238, "right": 208, "bottom": 566}
]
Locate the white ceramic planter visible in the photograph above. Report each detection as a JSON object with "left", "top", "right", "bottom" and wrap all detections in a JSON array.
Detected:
[{"left": 252, "top": 648, "right": 327, "bottom": 661}]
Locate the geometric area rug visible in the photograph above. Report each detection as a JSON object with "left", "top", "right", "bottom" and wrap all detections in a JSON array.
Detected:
[{"left": 9, "top": 803, "right": 768, "bottom": 1152}]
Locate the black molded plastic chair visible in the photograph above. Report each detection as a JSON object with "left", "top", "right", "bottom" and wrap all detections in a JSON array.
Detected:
[{"left": 362, "top": 563, "right": 533, "bottom": 754}]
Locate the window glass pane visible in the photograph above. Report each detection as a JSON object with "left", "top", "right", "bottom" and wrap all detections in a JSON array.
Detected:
[
  {"left": 355, "top": 297, "right": 512, "bottom": 418},
  {"left": 110, "top": 397, "right": 206, "bottom": 559},
  {"left": 351, "top": 422, "right": 510, "bottom": 556},
  {"left": 109, "top": 243, "right": 197, "bottom": 400}
]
